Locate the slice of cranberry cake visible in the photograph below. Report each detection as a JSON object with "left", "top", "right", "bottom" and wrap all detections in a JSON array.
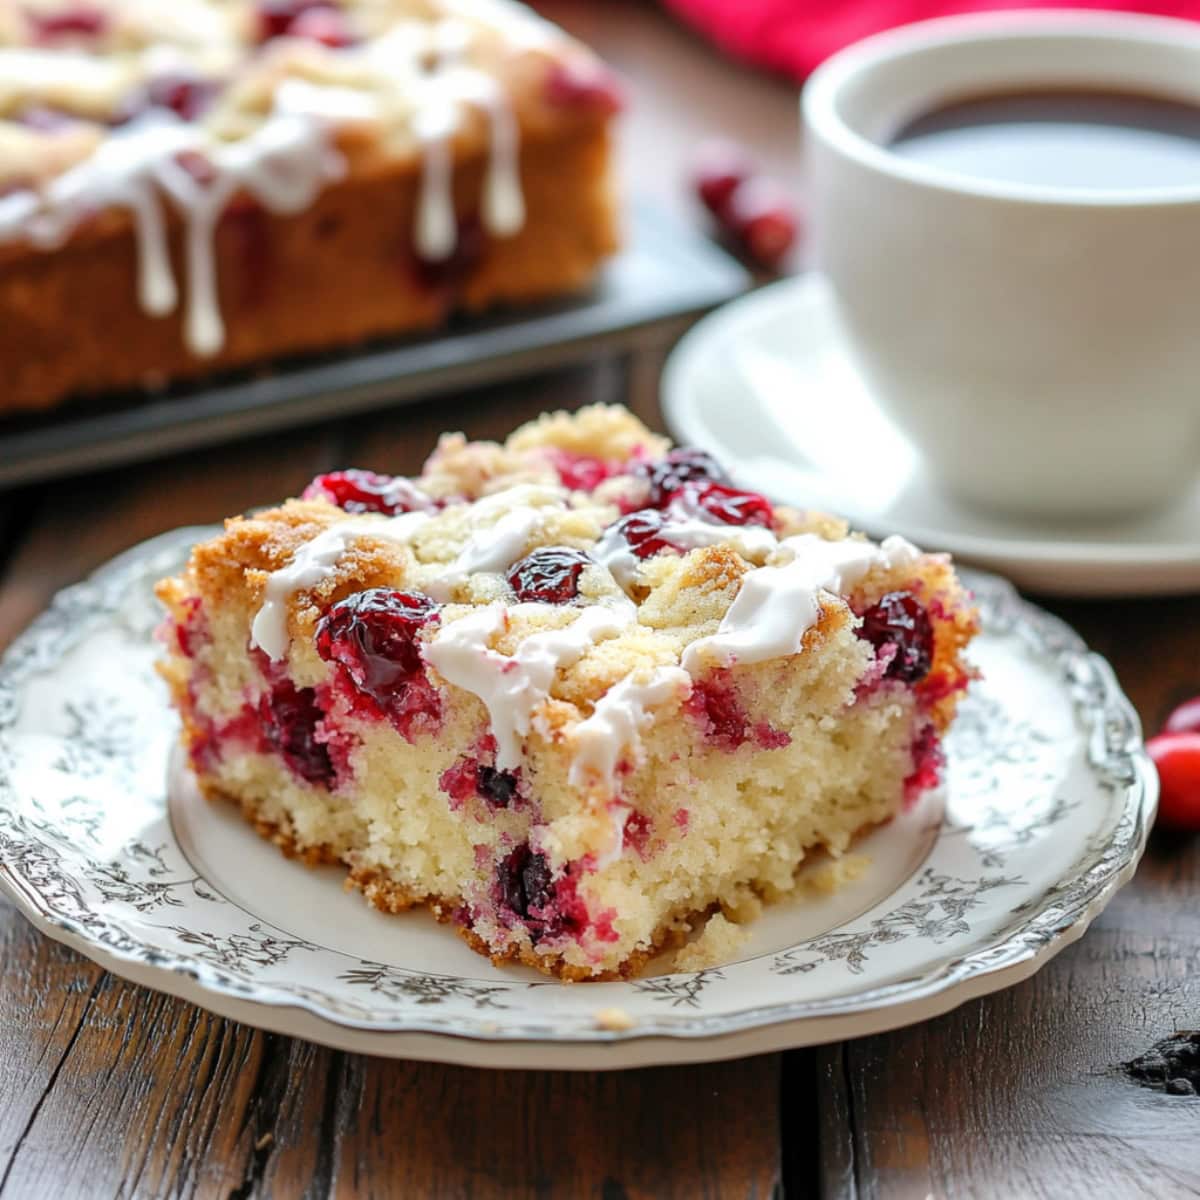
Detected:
[{"left": 156, "top": 405, "right": 978, "bottom": 980}]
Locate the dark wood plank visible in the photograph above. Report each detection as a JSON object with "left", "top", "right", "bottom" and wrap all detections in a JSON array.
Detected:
[{"left": 823, "top": 594, "right": 1200, "bottom": 1198}]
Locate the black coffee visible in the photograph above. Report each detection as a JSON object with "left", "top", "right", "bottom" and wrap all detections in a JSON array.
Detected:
[{"left": 890, "top": 88, "right": 1200, "bottom": 190}]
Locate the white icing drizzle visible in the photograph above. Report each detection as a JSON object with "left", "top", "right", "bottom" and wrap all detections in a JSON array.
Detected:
[
  {"left": 426, "top": 505, "right": 543, "bottom": 600},
  {"left": 250, "top": 511, "right": 432, "bottom": 661},
  {"left": 594, "top": 516, "right": 778, "bottom": 591},
  {"left": 569, "top": 666, "right": 691, "bottom": 792},
  {"left": 0, "top": 11, "right": 533, "bottom": 347},
  {"left": 681, "top": 534, "right": 921, "bottom": 673},
  {"left": 426, "top": 602, "right": 634, "bottom": 769}
]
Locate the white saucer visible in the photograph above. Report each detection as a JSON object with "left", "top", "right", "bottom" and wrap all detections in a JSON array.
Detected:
[{"left": 662, "top": 274, "right": 1200, "bottom": 596}]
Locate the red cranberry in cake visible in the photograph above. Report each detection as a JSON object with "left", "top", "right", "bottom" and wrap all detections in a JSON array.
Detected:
[
  {"left": 544, "top": 60, "right": 624, "bottom": 115},
  {"left": 674, "top": 481, "right": 774, "bottom": 528},
  {"left": 551, "top": 450, "right": 618, "bottom": 493},
  {"left": 497, "top": 843, "right": 555, "bottom": 922},
  {"left": 637, "top": 448, "right": 728, "bottom": 508},
  {"left": 409, "top": 216, "right": 487, "bottom": 292},
  {"left": 303, "top": 469, "right": 435, "bottom": 515},
  {"left": 28, "top": 5, "right": 106, "bottom": 41},
  {"left": 256, "top": 0, "right": 334, "bottom": 41},
  {"left": 858, "top": 592, "right": 934, "bottom": 684},
  {"left": 142, "top": 73, "right": 220, "bottom": 123},
  {"left": 607, "top": 509, "right": 677, "bottom": 560},
  {"left": 506, "top": 547, "right": 590, "bottom": 604},
  {"left": 260, "top": 679, "right": 335, "bottom": 787}
]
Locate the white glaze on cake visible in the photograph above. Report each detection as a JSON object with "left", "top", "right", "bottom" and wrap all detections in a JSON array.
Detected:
[
  {"left": 251, "top": 511, "right": 433, "bottom": 660},
  {"left": 682, "top": 534, "right": 921, "bottom": 672},
  {"left": 569, "top": 666, "right": 691, "bottom": 791},
  {"left": 426, "top": 602, "right": 634, "bottom": 769}
]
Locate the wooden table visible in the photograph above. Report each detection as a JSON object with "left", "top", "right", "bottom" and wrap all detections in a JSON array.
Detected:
[{"left": 2, "top": 5, "right": 1197, "bottom": 1196}]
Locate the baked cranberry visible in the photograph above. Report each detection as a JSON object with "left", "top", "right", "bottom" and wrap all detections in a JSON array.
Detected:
[
  {"left": 477, "top": 766, "right": 519, "bottom": 808},
  {"left": 608, "top": 509, "right": 677, "bottom": 560},
  {"left": 637, "top": 448, "right": 727, "bottom": 508},
  {"left": 410, "top": 216, "right": 486, "bottom": 292},
  {"left": 317, "top": 589, "right": 439, "bottom": 698},
  {"left": 692, "top": 139, "right": 754, "bottom": 218},
  {"left": 544, "top": 60, "right": 624, "bottom": 115},
  {"left": 1147, "top": 733, "right": 1200, "bottom": 830},
  {"left": 858, "top": 592, "right": 934, "bottom": 685},
  {"left": 29, "top": 5, "right": 106, "bottom": 40},
  {"left": 303, "top": 469, "right": 433, "bottom": 515},
  {"left": 680, "top": 481, "right": 774, "bottom": 527},
  {"left": 724, "top": 177, "right": 800, "bottom": 271},
  {"left": 1164, "top": 697, "right": 1200, "bottom": 736},
  {"left": 288, "top": 5, "right": 354, "bottom": 46},
  {"left": 144, "top": 73, "right": 218, "bottom": 122},
  {"left": 497, "top": 844, "right": 554, "bottom": 920},
  {"left": 260, "top": 679, "right": 335, "bottom": 786},
  {"left": 904, "top": 724, "right": 944, "bottom": 803},
  {"left": 552, "top": 450, "right": 616, "bottom": 493},
  {"left": 256, "top": 0, "right": 333, "bottom": 40},
  {"left": 686, "top": 674, "right": 749, "bottom": 750},
  {"left": 506, "top": 546, "right": 590, "bottom": 604}
]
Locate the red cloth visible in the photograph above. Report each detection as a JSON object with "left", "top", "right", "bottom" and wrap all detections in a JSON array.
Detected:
[{"left": 661, "top": 0, "right": 1200, "bottom": 78}]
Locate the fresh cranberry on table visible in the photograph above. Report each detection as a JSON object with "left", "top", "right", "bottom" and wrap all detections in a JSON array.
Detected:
[
  {"left": 637, "top": 448, "right": 728, "bottom": 508},
  {"left": 316, "top": 589, "right": 440, "bottom": 702},
  {"left": 1163, "top": 696, "right": 1200, "bottom": 736},
  {"left": 858, "top": 592, "right": 935, "bottom": 685},
  {"left": 544, "top": 60, "right": 624, "bottom": 115},
  {"left": 722, "top": 176, "right": 800, "bottom": 271},
  {"left": 681, "top": 481, "right": 774, "bottom": 528},
  {"left": 303, "top": 469, "right": 433, "bottom": 515},
  {"left": 691, "top": 139, "right": 754, "bottom": 218},
  {"left": 1147, "top": 733, "right": 1200, "bottom": 831},
  {"left": 506, "top": 547, "right": 591, "bottom": 604}
]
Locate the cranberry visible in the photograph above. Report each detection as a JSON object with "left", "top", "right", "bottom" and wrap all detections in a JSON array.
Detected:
[
  {"left": 679, "top": 481, "right": 774, "bottom": 528},
  {"left": 637, "top": 448, "right": 727, "bottom": 508},
  {"left": 496, "top": 844, "right": 554, "bottom": 920},
  {"left": 410, "top": 216, "right": 486, "bottom": 292},
  {"left": 1164, "top": 697, "right": 1200, "bottom": 736},
  {"left": 506, "top": 546, "right": 590, "bottom": 604},
  {"left": 686, "top": 674, "right": 749, "bottom": 751},
  {"left": 544, "top": 60, "right": 624, "bottom": 115},
  {"left": 1147, "top": 733, "right": 1200, "bottom": 830},
  {"left": 552, "top": 450, "right": 616, "bottom": 492},
  {"left": 723, "top": 177, "right": 800, "bottom": 271},
  {"left": 144, "top": 73, "right": 218, "bottom": 122},
  {"left": 288, "top": 5, "right": 354, "bottom": 46},
  {"left": 29, "top": 5, "right": 106, "bottom": 40},
  {"left": 904, "top": 724, "right": 944, "bottom": 803},
  {"left": 608, "top": 509, "right": 677, "bottom": 560},
  {"left": 256, "top": 0, "right": 333, "bottom": 40},
  {"left": 260, "top": 680, "right": 335, "bottom": 786},
  {"left": 691, "top": 139, "right": 754, "bottom": 218},
  {"left": 858, "top": 592, "right": 934, "bottom": 685},
  {"left": 317, "top": 589, "right": 439, "bottom": 700},
  {"left": 477, "top": 766, "right": 519, "bottom": 808},
  {"left": 303, "top": 469, "right": 433, "bottom": 515}
]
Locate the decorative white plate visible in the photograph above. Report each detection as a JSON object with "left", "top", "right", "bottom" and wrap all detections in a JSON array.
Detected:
[
  {"left": 0, "top": 527, "right": 1154, "bottom": 1070},
  {"left": 661, "top": 273, "right": 1200, "bottom": 597}
]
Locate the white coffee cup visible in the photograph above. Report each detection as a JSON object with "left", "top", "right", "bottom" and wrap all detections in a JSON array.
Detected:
[{"left": 803, "top": 10, "right": 1200, "bottom": 519}]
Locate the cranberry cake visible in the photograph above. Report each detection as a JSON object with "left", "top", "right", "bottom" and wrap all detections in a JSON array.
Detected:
[
  {"left": 156, "top": 405, "right": 979, "bottom": 980},
  {"left": 0, "top": 0, "right": 619, "bottom": 412}
]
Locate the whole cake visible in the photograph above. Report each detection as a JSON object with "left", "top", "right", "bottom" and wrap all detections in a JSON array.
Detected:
[
  {"left": 0, "top": 0, "right": 619, "bottom": 412},
  {"left": 156, "top": 405, "right": 979, "bottom": 980}
]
